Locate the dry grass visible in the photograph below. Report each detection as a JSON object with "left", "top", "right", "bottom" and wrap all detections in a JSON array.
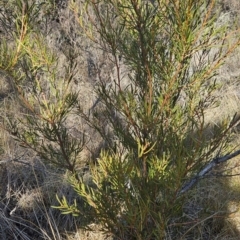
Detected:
[{"left": 0, "top": 155, "right": 110, "bottom": 239}]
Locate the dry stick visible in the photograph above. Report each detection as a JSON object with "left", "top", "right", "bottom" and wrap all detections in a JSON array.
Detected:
[{"left": 178, "top": 149, "right": 240, "bottom": 196}]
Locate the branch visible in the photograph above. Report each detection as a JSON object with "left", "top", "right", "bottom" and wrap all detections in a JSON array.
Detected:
[{"left": 178, "top": 149, "right": 240, "bottom": 195}]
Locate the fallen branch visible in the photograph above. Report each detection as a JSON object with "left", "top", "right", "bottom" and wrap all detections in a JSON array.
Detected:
[{"left": 179, "top": 149, "right": 240, "bottom": 195}]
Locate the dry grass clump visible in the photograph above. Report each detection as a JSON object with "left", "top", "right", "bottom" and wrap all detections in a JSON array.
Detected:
[
  {"left": 0, "top": 155, "right": 87, "bottom": 239},
  {"left": 177, "top": 178, "right": 240, "bottom": 239}
]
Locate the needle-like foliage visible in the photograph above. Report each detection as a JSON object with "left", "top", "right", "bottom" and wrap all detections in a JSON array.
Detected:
[
  {"left": 56, "top": 0, "right": 240, "bottom": 239},
  {"left": 0, "top": 0, "right": 85, "bottom": 175},
  {"left": 1, "top": 0, "right": 240, "bottom": 239}
]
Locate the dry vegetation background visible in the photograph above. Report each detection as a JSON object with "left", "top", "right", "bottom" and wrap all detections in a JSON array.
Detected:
[{"left": 1, "top": 0, "right": 240, "bottom": 239}]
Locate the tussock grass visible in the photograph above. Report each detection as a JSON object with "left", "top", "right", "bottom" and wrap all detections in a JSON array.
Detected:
[{"left": 0, "top": 155, "right": 103, "bottom": 239}]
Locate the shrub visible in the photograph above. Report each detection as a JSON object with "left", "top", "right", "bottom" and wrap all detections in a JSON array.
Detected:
[
  {"left": 1, "top": 0, "right": 240, "bottom": 239},
  {"left": 59, "top": 0, "right": 240, "bottom": 239}
]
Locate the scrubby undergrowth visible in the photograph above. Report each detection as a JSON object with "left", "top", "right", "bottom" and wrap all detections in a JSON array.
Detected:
[{"left": 0, "top": 0, "right": 240, "bottom": 239}]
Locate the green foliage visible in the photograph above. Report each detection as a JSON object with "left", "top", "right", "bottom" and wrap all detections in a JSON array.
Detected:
[
  {"left": 56, "top": 148, "right": 186, "bottom": 239},
  {"left": 1, "top": 0, "right": 240, "bottom": 239},
  {"left": 0, "top": 0, "right": 85, "bottom": 174},
  {"left": 67, "top": 0, "right": 240, "bottom": 238}
]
